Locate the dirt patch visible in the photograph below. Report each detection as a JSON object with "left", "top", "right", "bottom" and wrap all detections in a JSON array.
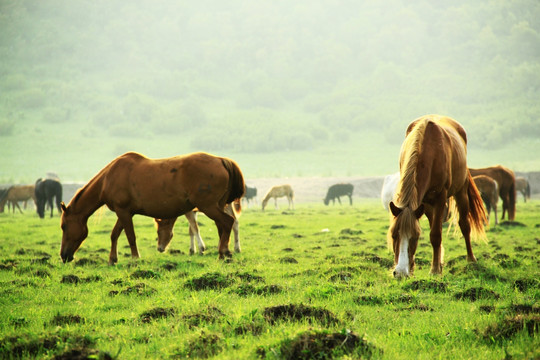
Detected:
[
  {"left": 513, "top": 278, "right": 539, "bottom": 292},
  {"left": 329, "top": 271, "right": 353, "bottom": 282},
  {"left": 181, "top": 306, "right": 224, "bottom": 328},
  {"left": 402, "top": 279, "right": 448, "bottom": 293},
  {"left": 0, "top": 260, "right": 17, "bottom": 270},
  {"left": 184, "top": 272, "right": 232, "bottom": 291},
  {"left": 53, "top": 347, "right": 113, "bottom": 360},
  {"left": 140, "top": 307, "right": 175, "bottom": 323},
  {"left": 280, "top": 257, "right": 298, "bottom": 264},
  {"left": 260, "top": 329, "right": 378, "bottom": 360},
  {"left": 50, "top": 314, "right": 85, "bottom": 326},
  {"left": 34, "top": 269, "right": 51, "bottom": 278},
  {"left": 482, "top": 314, "right": 539, "bottom": 341},
  {"left": 74, "top": 258, "right": 101, "bottom": 266},
  {"left": 454, "top": 287, "right": 500, "bottom": 301},
  {"left": 160, "top": 262, "right": 177, "bottom": 271},
  {"left": 61, "top": 274, "right": 81, "bottom": 284},
  {"left": 0, "top": 334, "right": 95, "bottom": 359},
  {"left": 355, "top": 295, "right": 385, "bottom": 306},
  {"left": 130, "top": 269, "right": 161, "bottom": 279},
  {"left": 168, "top": 249, "right": 185, "bottom": 255},
  {"left": 233, "top": 271, "right": 264, "bottom": 282},
  {"left": 479, "top": 305, "right": 496, "bottom": 313},
  {"left": 110, "top": 282, "right": 157, "bottom": 296},
  {"left": 178, "top": 332, "right": 223, "bottom": 359},
  {"left": 233, "top": 283, "right": 283, "bottom": 296},
  {"left": 507, "top": 304, "right": 540, "bottom": 315},
  {"left": 263, "top": 303, "right": 339, "bottom": 325}
]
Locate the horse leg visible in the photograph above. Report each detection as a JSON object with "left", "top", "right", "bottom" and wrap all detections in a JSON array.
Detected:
[
  {"left": 47, "top": 197, "right": 54, "bottom": 217},
  {"left": 109, "top": 219, "right": 124, "bottom": 265},
  {"left": 14, "top": 201, "right": 23, "bottom": 214},
  {"left": 455, "top": 189, "right": 477, "bottom": 263},
  {"left": 426, "top": 196, "right": 446, "bottom": 275},
  {"left": 337, "top": 197, "right": 342, "bottom": 205},
  {"left": 274, "top": 197, "right": 278, "bottom": 210},
  {"left": 115, "top": 210, "right": 140, "bottom": 259},
  {"left": 349, "top": 194, "right": 353, "bottom": 205},
  {"left": 233, "top": 218, "right": 240, "bottom": 253},
  {"left": 186, "top": 211, "right": 205, "bottom": 255},
  {"left": 201, "top": 206, "right": 235, "bottom": 259}
]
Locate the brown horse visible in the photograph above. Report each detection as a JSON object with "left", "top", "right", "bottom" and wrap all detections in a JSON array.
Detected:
[
  {"left": 388, "top": 115, "right": 486, "bottom": 278},
  {"left": 515, "top": 177, "right": 530, "bottom": 202},
  {"left": 469, "top": 165, "right": 516, "bottom": 221},
  {"left": 0, "top": 185, "right": 36, "bottom": 214},
  {"left": 155, "top": 199, "right": 242, "bottom": 255},
  {"left": 262, "top": 184, "right": 294, "bottom": 211},
  {"left": 472, "top": 175, "right": 499, "bottom": 226},
  {"left": 60, "top": 152, "right": 245, "bottom": 264}
]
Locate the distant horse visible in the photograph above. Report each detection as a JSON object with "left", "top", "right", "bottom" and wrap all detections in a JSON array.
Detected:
[
  {"left": 35, "top": 179, "right": 62, "bottom": 218},
  {"left": 262, "top": 184, "right": 294, "bottom": 211},
  {"left": 324, "top": 183, "right": 354, "bottom": 205},
  {"left": 381, "top": 172, "right": 400, "bottom": 211},
  {"left": 473, "top": 175, "right": 499, "bottom": 226},
  {"left": 60, "top": 152, "right": 245, "bottom": 264},
  {"left": 515, "top": 177, "right": 530, "bottom": 202},
  {"left": 155, "top": 199, "right": 242, "bottom": 255},
  {"left": 0, "top": 185, "right": 37, "bottom": 214},
  {"left": 470, "top": 165, "right": 516, "bottom": 221},
  {"left": 388, "top": 115, "right": 486, "bottom": 278},
  {"left": 243, "top": 186, "right": 257, "bottom": 206}
]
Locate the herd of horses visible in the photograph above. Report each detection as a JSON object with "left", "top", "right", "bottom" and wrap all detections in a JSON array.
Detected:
[
  {"left": 2, "top": 115, "right": 534, "bottom": 278},
  {"left": 0, "top": 178, "right": 63, "bottom": 218}
]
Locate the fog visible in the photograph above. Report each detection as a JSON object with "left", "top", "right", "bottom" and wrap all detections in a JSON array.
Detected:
[{"left": 1, "top": 0, "right": 539, "bottom": 182}]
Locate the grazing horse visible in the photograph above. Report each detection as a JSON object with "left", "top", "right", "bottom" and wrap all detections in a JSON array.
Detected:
[
  {"left": 473, "top": 175, "right": 499, "bottom": 226},
  {"left": 60, "top": 152, "right": 245, "bottom": 264},
  {"left": 469, "top": 165, "right": 516, "bottom": 221},
  {"left": 388, "top": 115, "right": 486, "bottom": 278},
  {"left": 261, "top": 184, "right": 294, "bottom": 211},
  {"left": 155, "top": 199, "right": 242, "bottom": 255},
  {"left": 324, "top": 183, "right": 354, "bottom": 205},
  {"left": 515, "top": 177, "right": 530, "bottom": 202},
  {"left": 243, "top": 186, "right": 258, "bottom": 206},
  {"left": 381, "top": 172, "right": 400, "bottom": 211},
  {"left": 35, "top": 179, "right": 62, "bottom": 218},
  {"left": 0, "top": 185, "right": 37, "bottom": 214}
]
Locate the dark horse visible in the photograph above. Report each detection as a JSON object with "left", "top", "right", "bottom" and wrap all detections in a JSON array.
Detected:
[
  {"left": 60, "top": 152, "right": 245, "bottom": 264},
  {"left": 35, "top": 178, "right": 62, "bottom": 218},
  {"left": 469, "top": 165, "right": 516, "bottom": 221},
  {"left": 324, "top": 183, "right": 354, "bottom": 205},
  {"left": 388, "top": 115, "right": 486, "bottom": 278}
]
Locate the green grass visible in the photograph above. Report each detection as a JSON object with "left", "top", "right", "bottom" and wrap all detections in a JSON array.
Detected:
[{"left": 0, "top": 200, "right": 539, "bottom": 359}]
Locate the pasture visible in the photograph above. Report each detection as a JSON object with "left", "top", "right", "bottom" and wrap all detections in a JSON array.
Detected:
[{"left": 0, "top": 200, "right": 538, "bottom": 359}]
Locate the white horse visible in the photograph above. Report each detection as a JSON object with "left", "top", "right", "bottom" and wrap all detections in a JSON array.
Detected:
[
  {"left": 381, "top": 172, "right": 400, "bottom": 211},
  {"left": 262, "top": 184, "right": 294, "bottom": 211}
]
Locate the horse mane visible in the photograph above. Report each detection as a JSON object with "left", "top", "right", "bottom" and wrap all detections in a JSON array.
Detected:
[{"left": 395, "top": 119, "right": 429, "bottom": 210}]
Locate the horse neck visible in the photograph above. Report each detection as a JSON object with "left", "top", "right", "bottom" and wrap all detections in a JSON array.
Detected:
[{"left": 69, "top": 175, "right": 105, "bottom": 220}]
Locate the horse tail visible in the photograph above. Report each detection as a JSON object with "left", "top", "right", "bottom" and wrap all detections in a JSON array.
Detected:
[
  {"left": 467, "top": 171, "right": 487, "bottom": 241},
  {"left": 221, "top": 158, "right": 245, "bottom": 204}
]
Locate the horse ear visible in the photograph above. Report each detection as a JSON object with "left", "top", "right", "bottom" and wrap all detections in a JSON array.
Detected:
[
  {"left": 60, "top": 202, "right": 68, "bottom": 213},
  {"left": 389, "top": 201, "right": 402, "bottom": 217},
  {"left": 414, "top": 204, "right": 425, "bottom": 219}
]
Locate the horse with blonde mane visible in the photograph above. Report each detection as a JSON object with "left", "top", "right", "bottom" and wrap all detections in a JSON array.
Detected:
[
  {"left": 261, "top": 184, "right": 294, "bottom": 211},
  {"left": 388, "top": 115, "right": 486, "bottom": 278},
  {"left": 155, "top": 199, "right": 242, "bottom": 255},
  {"left": 60, "top": 152, "right": 245, "bottom": 264},
  {"left": 473, "top": 175, "right": 499, "bottom": 226}
]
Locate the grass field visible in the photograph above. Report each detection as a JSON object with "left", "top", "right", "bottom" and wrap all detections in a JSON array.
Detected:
[{"left": 0, "top": 200, "right": 538, "bottom": 359}]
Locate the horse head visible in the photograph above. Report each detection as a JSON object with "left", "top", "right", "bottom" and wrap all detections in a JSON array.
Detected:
[
  {"left": 155, "top": 218, "right": 175, "bottom": 253},
  {"left": 388, "top": 202, "right": 424, "bottom": 278},
  {"left": 60, "top": 202, "right": 88, "bottom": 263}
]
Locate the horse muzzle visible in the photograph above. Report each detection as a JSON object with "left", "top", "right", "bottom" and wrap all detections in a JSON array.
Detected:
[{"left": 60, "top": 252, "right": 74, "bottom": 263}]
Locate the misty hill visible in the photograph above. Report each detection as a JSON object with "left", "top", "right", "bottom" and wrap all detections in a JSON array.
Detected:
[{"left": 0, "top": 1, "right": 539, "bottom": 182}]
